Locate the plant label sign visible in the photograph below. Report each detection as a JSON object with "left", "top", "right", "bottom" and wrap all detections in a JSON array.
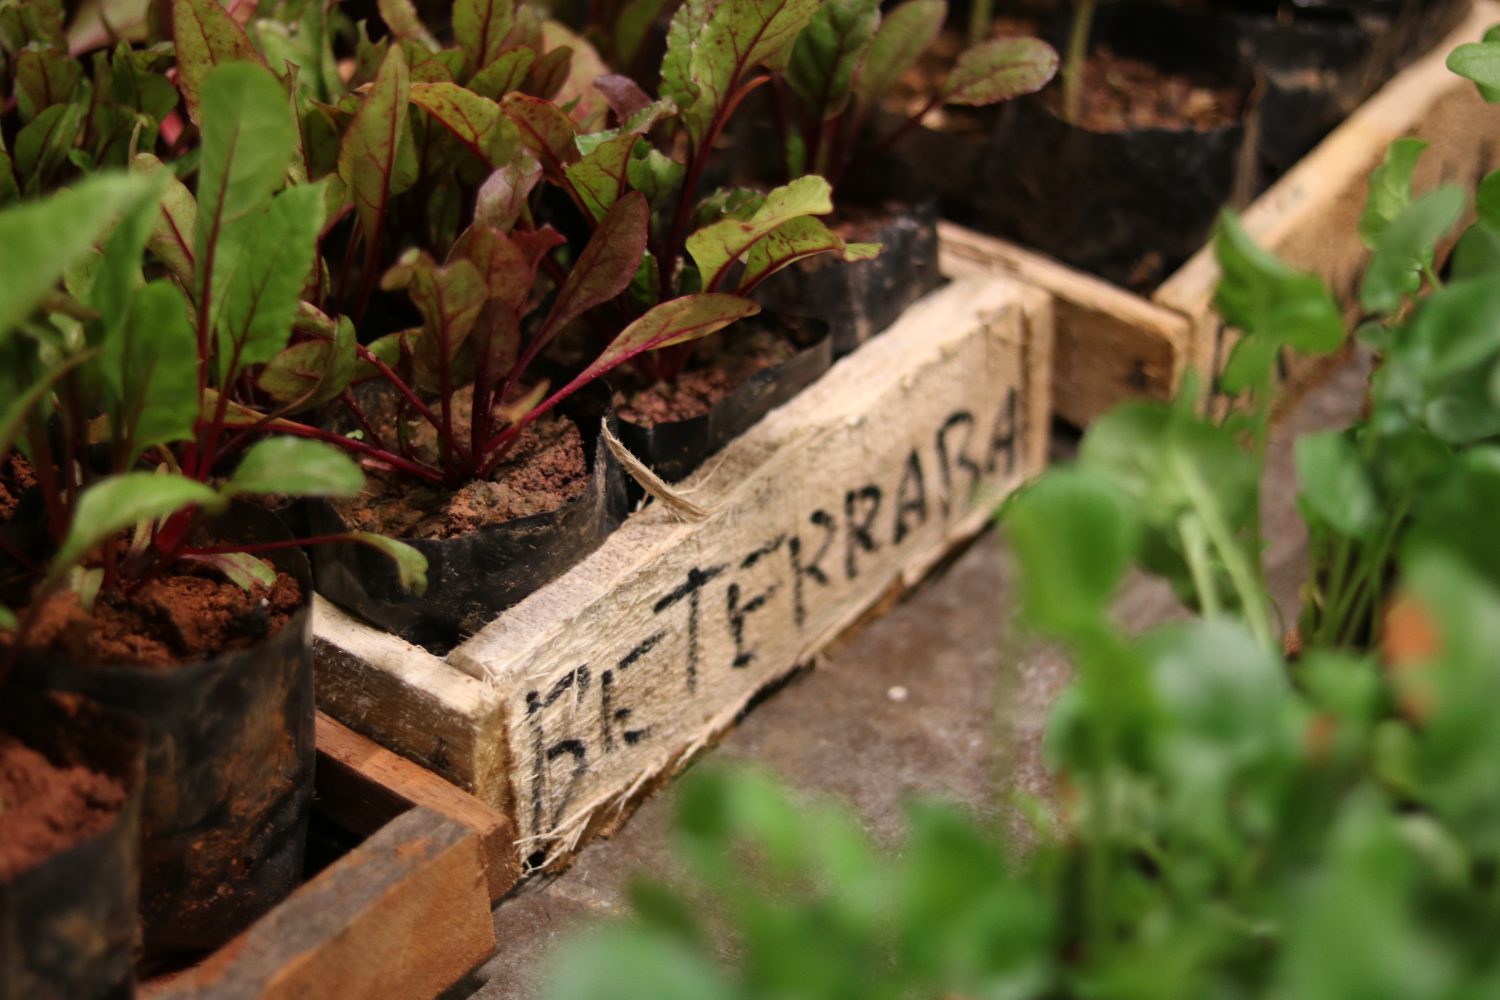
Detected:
[{"left": 442, "top": 277, "right": 1051, "bottom": 854}]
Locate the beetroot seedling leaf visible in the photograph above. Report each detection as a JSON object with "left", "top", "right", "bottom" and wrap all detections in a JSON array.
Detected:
[
  {"left": 787, "top": 0, "right": 878, "bottom": 121},
  {"left": 566, "top": 132, "right": 639, "bottom": 221},
  {"left": 131, "top": 152, "right": 198, "bottom": 287},
  {"left": 223, "top": 437, "right": 365, "bottom": 498},
  {"left": 736, "top": 215, "right": 880, "bottom": 293},
  {"left": 48, "top": 473, "right": 226, "bottom": 584},
  {"left": 580, "top": 293, "right": 759, "bottom": 381},
  {"left": 452, "top": 225, "right": 539, "bottom": 309},
  {"left": 851, "top": 0, "right": 943, "bottom": 106},
  {"left": 1360, "top": 138, "right": 1430, "bottom": 251},
  {"left": 384, "top": 251, "right": 487, "bottom": 388},
  {"left": 941, "top": 36, "right": 1058, "bottom": 106},
  {"left": 454, "top": 0, "right": 516, "bottom": 78},
  {"left": 14, "top": 44, "right": 82, "bottom": 122},
  {"left": 213, "top": 180, "right": 326, "bottom": 381},
  {"left": 470, "top": 47, "right": 537, "bottom": 100},
  {"left": 338, "top": 44, "right": 413, "bottom": 254},
  {"left": 195, "top": 62, "right": 299, "bottom": 305},
  {"left": 542, "top": 191, "right": 649, "bottom": 336},
  {"left": 377, "top": 0, "right": 439, "bottom": 50},
  {"left": 686, "top": 174, "right": 833, "bottom": 291},
  {"left": 500, "top": 92, "right": 579, "bottom": 178},
  {"left": 596, "top": 73, "right": 654, "bottom": 122},
  {"left": 172, "top": 0, "right": 265, "bottom": 122},
  {"left": 257, "top": 313, "right": 357, "bottom": 410},
  {"left": 474, "top": 151, "right": 543, "bottom": 230},
  {"left": 410, "top": 81, "right": 509, "bottom": 163},
  {"left": 103, "top": 279, "right": 198, "bottom": 460},
  {"left": 182, "top": 551, "right": 277, "bottom": 590},
  {"left": 345, "top": 533, "right": 429, "bottom": 594}
]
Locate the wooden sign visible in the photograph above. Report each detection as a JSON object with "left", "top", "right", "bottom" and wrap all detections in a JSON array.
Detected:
[{"left": 315, "top": 274, "right": 1053, "bottom": 862}]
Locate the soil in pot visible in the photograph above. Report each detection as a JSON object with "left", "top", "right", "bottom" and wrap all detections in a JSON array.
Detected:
[
  {"left": 751, "top": 200, "right": 944, "bottom": 357},
  {"left": 308, "top": 382, "right": 630, "bottom": 652},
  {"left": 610, "top": 315, "right": 832, "bottom": 483},
  {"left": 0, "top": 692, "right": 143, "bottom": 1000},
  {"left": 2, "top": 508, "right": 317, "bottom": 966}
]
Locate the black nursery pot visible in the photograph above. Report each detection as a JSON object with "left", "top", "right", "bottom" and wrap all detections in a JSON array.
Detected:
[
  {"left": 752, "top": 200, "right": 943, "bottom": 357},
  {"left": 612, "top": 315, "right": 832, "bottom": 484},
  {"left": 1224, "top": 2, "right": 1387, "bottom": 178},
  {"left": 307, "top": 383, "right": 631, "bottom": 653},
  {"left": 10, "top": 506, "right": 316, "bottom": 964},
  {"left": 0, "top": 694, "right": 144, "bottom": 1000},
  {"left": 954, "top": 2, "right": 1260, "bottom": 291}
]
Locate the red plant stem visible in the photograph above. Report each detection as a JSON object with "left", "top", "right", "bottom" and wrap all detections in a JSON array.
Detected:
[
  {"left": 179, "top": 534, "right": 357, "bottom": 557},
  {"left": 339, "top": 389, "right": 389, "bottom": 453},
  {"left": 27, "top": 428, "right": 67, "bottom": 542},
  {"left": 352, "top": 344, "right": 451, "bottom": 441},
  {"left": 217, "top": 418, "right": 446, "bottom": 483},
  {"left": 866, "top": 93, "right": 944, "bottom": 160},
  {"left": 660, "top": 75, "right": 774, "bottom": 301},
  {"left": 195, "top": 334, "right": 249, "bottom": 478}
]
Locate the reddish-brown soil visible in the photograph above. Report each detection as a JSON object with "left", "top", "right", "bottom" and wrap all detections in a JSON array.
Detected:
[
  {"left": 614, "top": 326, "right": 801, "bottom": 427},
  {"left": 1043, "top": 46, "right": 1245, "bottom": 132},
  {"left": 0, "top": 732, "right": 124, "bottom": 880},
  {"left": 10, "top": 563, "right": 302, "bottom": 668},
  {"left": 0, "top": 454, "right": 36, "bottom": 521},
  {"left": 335, "top": 388, "right": 589, "bottom": 540}
]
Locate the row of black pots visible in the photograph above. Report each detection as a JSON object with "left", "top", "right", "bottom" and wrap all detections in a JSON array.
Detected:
[
  {"left": 855, "top": 0, "right": 1472, "bottom": 291},
  {"left": 1, "top": 506, "right": 316, "bottom": 995}
]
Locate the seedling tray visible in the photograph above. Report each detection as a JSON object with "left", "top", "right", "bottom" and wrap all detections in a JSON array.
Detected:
[
  {"left": 940, "top": 2, "right": 1500, "bottom": 427},
  {"left": 141, "top": 714, "right": 515, "bottom": 1000},
  {"left": 313, "top": 272, "right": 1052, "bottom": 865}
]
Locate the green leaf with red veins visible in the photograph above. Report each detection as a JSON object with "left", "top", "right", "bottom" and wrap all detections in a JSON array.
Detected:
[
  {"left": 851, "top": 0, "right": 943, "bottom": 106},
  {"left": 172, "top": 0, "right": 266, "bottom": 123},
  {"left": 472, "top": 302, "right": 522, "bottom": 385},
  {"left": 377, "top": 0, "right": 438, "bottom": 50},
  {"left": 48, "top": 473, "right": 226, "bottom": 585},
  {"left": 474, "top": 152, "right": 543, "bottom": 230},
  {"left": 383, "top": 251, "right": 487, "bottom": 387},
  {"left": 542, "top": 21, "right": 611, "bottom": 129},
  {"left": 940, "top": 37, "right": 1058, "bottom": 106},
  {"left": 345, "top": 533, "right": 429, "bottom": 594},
  {"left": 15, "top": 45, "right": 82, "bottom": 122},
  {"left": 213, "top": 181, "right": 327, "bottom": 382},
  {"left": 526, "top": 45, "right": 574, "bottom": 101},
  {"left": 410, "top": 82, "right": 509, "bottom": 163},
  {"left": 686, "top": 175, "right": 833, "bottom": 291},
  {"left": 500, "top": 93, "right": 578, "bottom": 179},
  {"left": 131, "top": 155, "right": 197, "bottom": 287},
  {"left": 579, "top": 294, "right": 760, "bottom": 381},
  {"left": 451, "top": 225, "right": 539, "bottom": 309},
  {"left": 454, "top": 0, "right": 516, "bottom": 78},
  {"left": 737, "top": 215, "right": 880, "bottom": 292},
  {"left": 661, "top": 0, "right": 717, "bottom": 137},
  {"left": 182, "top": 551, "right": 277, "bottom": 590},
  {"left": 104, "top": 279, "right": 199, "bottom": 459},
  {"left": 596, "top": 74, "right": 654, "bottom": 121},
  {"left": 257, "top": 313, "right": 357, "bottom": 410},
  {"left": 338, "top": 45, "right": 413, "bottom": 250},
  {"left": 673, "top": 0, "right": 822, "bottom": 147},
  {"left": 541, "top": 191, "right": 649, "bottom": 337},
  {"left": 14, "top": 96, "right": 84, "bottom": 194},
  {"left": 470, "top": 47, "right": 537, "bottom": 100},
  {"left": 566, "top": 133, "right": 640, "bottom": 221},
  {"left": 406, "top": 42, "right": 463, "bottom": 83},
  {"left": 788, "top": 0, "right": 878, "bottom": 121},
  {"left": 195, "top": 62, "right": 298, "bottom": 310}
]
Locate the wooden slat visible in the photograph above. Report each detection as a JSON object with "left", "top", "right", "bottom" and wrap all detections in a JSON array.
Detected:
[
  {"left": 144, "top": 809, "right": 494, "bottom": 1000},
  {"left": 315, "top": 275, "right": 1053, "bottom": 866},
  {"left": 1158, "top": 2, "right": 1500, "bottom": 414},
  {"left": 939, "top": 223, "right": 1192, "bottom": 427},
  {"left": 315, "top": 712, "right": 521, "bottom": 903}
]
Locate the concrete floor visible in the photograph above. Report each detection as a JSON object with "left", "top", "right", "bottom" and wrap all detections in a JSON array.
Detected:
[{"left": 452, "top": 353, "right": 1371, "bottom": 1000}]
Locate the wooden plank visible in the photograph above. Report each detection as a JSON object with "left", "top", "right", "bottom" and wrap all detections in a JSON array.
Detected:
[
  {"left": 314, "top": 275, "right": 1053, "bottom": 865},
  {"left": 315, "top": 712, "right": 521, "bottom": 903},
  {"left": 1157, "top": 1, "right": 1500, "bottom": 415},
  {"left": 144, "top": 809, "right": 494, "bottom": 1000},
  {"left": 940, "top": 223, "right": 1191, "bottom": 427}
]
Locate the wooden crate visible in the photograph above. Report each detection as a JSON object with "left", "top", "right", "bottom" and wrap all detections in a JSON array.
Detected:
[
  {"left": 941, "top": 2, "right": 1500, "bottom": 427},
  {"left": 141, "top": 714, "right": 516, "bottom": 1000},
  {"left": 314, "top": 273, "right": 1053, "bottom": 864}
]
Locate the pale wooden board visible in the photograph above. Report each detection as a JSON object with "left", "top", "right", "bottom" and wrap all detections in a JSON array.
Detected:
[
  {"left": 315, "top": 275, "right": 1052, "bottom": 862},
  {"left": 1158, "top": 1, "right": 1500, "bottom": 415},
  {"left": 143, "top": 809, "right": 494, "bottom": 1000},
  {"left": 940, "top": 223, "right": 1191, "bottom": 427},
  {"left": 315, "top": 712, "right": 522, "bottom": 903}
]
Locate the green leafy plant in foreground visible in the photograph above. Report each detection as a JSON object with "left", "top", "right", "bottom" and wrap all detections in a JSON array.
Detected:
[{"left": 540, "top": 34, "right": 1500, "bottom": 999}]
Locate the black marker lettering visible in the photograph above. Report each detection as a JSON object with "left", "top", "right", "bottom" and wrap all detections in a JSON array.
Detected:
[
  {"left": 789, "top": 510, "right": 835, "bottom": 628},
  {"left": 654, "top": 565, "right": 727, "bottom": 693},
  {"left": 844, "top": 486, "right": 882, "bottom": 579},
  {"left": 935, "top": 411, "right": 980, "bottom": 518},
  {"left": 892, "top": 449, "right": 928, "bottom": 544}
]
